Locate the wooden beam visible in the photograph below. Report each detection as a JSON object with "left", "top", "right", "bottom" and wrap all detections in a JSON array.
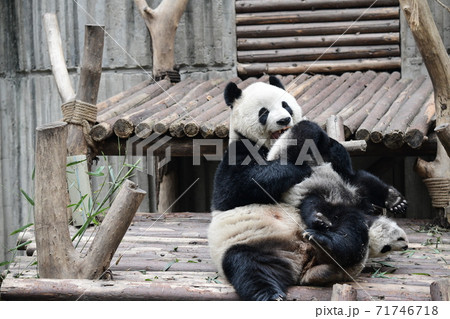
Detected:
[{"left": 430, "top": 279, "right": 450, "bottom": 301}]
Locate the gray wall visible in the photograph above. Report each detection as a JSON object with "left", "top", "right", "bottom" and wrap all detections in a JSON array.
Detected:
[
  {"left": 401, "top": 0, "right": 450, "bottom": 78},
  {"left": 0, "top": 0, "right": 236, "bottom": 267}
]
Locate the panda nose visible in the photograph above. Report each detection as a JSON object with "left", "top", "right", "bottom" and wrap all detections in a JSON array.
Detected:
[{"left": 277, "top": 117, "right": 291, "bottom": 126}]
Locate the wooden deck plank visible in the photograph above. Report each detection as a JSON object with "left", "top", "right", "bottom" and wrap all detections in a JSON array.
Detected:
[{"left": 1, "top": 214, "right": 449, "bottom": 301}]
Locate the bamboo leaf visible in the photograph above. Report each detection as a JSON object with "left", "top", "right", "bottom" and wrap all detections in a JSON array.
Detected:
[
  {"left": 20, "top": 189, "right": 34, "bottom": 206},
  {"left": 66, "top": 159, "right": 87, "bottom": 167},
  {"left": 10, "top": 223, "right": 34, "bottom": 236},
  {"left": 0, "top": 261, "right": 11, "bottom": 267},
  {"left": 9, "top": 240, "right": 32, "bottom": 252},
  {"left": 412, "top": 273, "right": 431, "bottom": 276}
]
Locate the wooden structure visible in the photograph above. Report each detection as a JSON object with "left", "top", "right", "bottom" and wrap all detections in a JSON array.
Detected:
[
  {"left": 1, "top": 215, "right": 449, "bottom": 300},
  {"left": 235, "top": 0, "right": 401, "bottom": 75},
  {"left": 91, "top": 72, "right": 435, "bottom": 156}
]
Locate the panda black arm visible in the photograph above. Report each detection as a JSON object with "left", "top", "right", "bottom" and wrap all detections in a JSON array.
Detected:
[{"left": 212, "top": 140, "right": 312, "bottom": 211}]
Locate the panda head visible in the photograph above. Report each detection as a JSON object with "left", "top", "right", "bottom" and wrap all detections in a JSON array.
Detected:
[
  {"left": 368, "top": 216, "right": 409, "bottom": 258},
  {"left": 224, "top": 76, "right": 303, "bottom": 148}
]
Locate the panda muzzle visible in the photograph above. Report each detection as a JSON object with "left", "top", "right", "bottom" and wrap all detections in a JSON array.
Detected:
[{"left": 271, "top": 127, "right": 291, "bottom": 140}]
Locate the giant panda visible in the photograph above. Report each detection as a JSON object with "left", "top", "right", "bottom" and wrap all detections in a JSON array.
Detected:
[
  {"left": 208, "top": 202, "right": 409, "bottom": 301},
  {"left": 212, "top": 77, "right": 407, "bottom": 214},
  {"left": 208, "top": 76, "right": 408, "bottom": 300}
]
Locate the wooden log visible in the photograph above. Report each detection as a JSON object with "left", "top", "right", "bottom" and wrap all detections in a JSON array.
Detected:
[
  {"left": 285, "top": 73, "right": 317, "bottom": 98},
  {"left": 153, "top": 78, "right": 226, "bottom": 134},
  {"left": 305, "top": 72, "right": 360, "bottom": 121},
  {"left": 113, "top": 78, "right": 198, "bottom": 139},
  {"left": 168, "top": 78, "right": 241, "bottom": 138},
  {"left": 97, "top": 79, "right": 171, "bottom": 123},
  {"left": 96, "top": 79, "right": 153, "bottom": 113},
  {"left": 384, "top": 79, "right": 434, "bottom": 149},
  {"left": 369, "top": 75, "right": 426, "bottom": 143},
  {"left": 430, "top": 279, "right": 450, "bottom": 301},
  {"left": 235, "top": 0, "right": 400, "bottom": 13},
  {"left": 236, "top": 7, "right": 399, "bottom": 25},
  {"left": 214, "top": 118, "right": 230, "bottom": 139},
  {"left": 344, "top": 72, "right": 400, "bottom": 138},
  {"left": 405, "top": 93, "right": 435, "bottom": 149},
  {"left": 170, "top": 77, "right": 258, "bottom": 138},
  {"left": 297, "top": 76, "right": 337, "bottom": 114},
  {"left": 331, "top": 283, "right": 357, "bottom": 301},
  {"left": 34, "top": 122, "right": 77, "bottom": 278},
  {"left": 43, "top": 13, "right": 75, "bottom": 103},
  {"left": 237, "top": 33, "right": 400, "bottom": 51},
  {"left": 200, "top": 109, "right": 230, "bottom": 138},
  {"left": 326, "top": 115, "right": 345, "bottom": 141},
  {"left": 67, "top": 25, "right": 104, "bottom": 157},
  {"left": 237, "top": 57, "right": 401, "bottom": 76},
  {"left": 236, "top": 20, "right": 399, "bottom": 38},
  {"left": 435, "top": 124, "right": 450, "bottom": 158},
  {"left": 183, "top": 77, "right": 262, "bottom": 138},
  {"left": 313, "top": 71, "right": 377, "bottom": 126},
  {"left": 79, "top": 180, "right": 146, "bottom": 279},
  {"left": 352, "top": 76, "right": 411, "bottom": 141},
  {"left": 338, "top": 72, "right": 390, "bottom": 120},
  {"left": 238, "top": 45, "right": 399, "bottom": 63}
]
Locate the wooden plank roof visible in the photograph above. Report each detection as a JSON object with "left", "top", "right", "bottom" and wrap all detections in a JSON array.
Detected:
[
  {"left": 1, "top": 214, "right": 449, "bottom": 300},
  {"left": 91, "top": 72, "right": 435, "bottom": 152}
]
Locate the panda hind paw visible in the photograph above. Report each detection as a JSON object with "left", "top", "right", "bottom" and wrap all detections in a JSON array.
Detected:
[
  {"left": 254, "top": 289, "right": 286, "bottom": 301},
  {"left": 385, "top": 187, "right": 408, "bottom": 214}
]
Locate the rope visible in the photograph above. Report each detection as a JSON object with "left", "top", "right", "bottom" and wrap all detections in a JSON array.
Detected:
[
  {"left": 61, "top": 100, "right": 97, "bottom": 125},
  {"left": 423, "top": 178, "right": 450, "bottom": 208}
]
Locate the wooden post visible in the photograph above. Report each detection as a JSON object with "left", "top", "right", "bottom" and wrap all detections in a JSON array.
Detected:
[
  {"left": 331, "top": 283, "right": 357, "bottom": 301},
  {"left": 34, "top": 122, "right": 78, "bottom": 278},
  {"left": 43, "top": 13, "right": 76, "bottom": 103},
  {"left": 326, "top": 115, "right": 367, "bottom": 152},
  {"left": 134, "top": 0, "right": 189, "bottom": 78},
  {"left": 67, "top": 25, "right": 104, "bottom": 158},
  {"left": 34, "top": 123, "right": 146, "bottom": 279},
  {"left": 399, "top": 0, "right": 450, "bottom": 226},
  {"left": 430, "top": 279, "right": 450, "bottom": 301}
]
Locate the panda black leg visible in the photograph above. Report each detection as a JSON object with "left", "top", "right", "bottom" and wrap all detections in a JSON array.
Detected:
[
  {"left": 354, "top": 170, "right": 407, "bottom": 214},
  {"left": 222, "top": 244, "right": 293, "bottom": 301}
]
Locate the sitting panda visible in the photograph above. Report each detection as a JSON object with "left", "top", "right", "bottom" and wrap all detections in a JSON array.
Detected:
[
  {"left": 208, "top": 202, "right": 409, "bottom": 301},
  {"left": 212, "top": 76, "right": 407, "bottom": 215}
]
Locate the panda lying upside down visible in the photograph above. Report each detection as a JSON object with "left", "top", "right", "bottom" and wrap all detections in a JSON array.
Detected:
[{"left": 208, "top": 76, "right": 408, "bottom": 300}]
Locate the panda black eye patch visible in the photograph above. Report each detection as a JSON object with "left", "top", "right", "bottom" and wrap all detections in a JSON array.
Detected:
[
  {"left": 258, "top": 107, "right": 269, "bottom": 125},
  {"left": 282, "top": 101, "right": 293, "bottom": 116}
]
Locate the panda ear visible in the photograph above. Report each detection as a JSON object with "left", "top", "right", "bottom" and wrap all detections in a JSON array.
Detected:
[
  {"left": 269, "top": 76, "right": 285, "bottom": 90},
  {"left": 224, "top": 82, "right": 242, "bottom": 108}
]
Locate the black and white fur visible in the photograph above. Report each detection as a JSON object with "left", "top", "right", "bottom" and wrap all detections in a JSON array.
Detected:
[{"left": 208, "top": 203, "right": 408, "bottom": 301}]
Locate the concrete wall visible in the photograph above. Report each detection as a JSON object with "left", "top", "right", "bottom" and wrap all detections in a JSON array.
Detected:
[
  {"left": 401, "top": 0, "right": 450, "bottom": 78},
  {"left": 0, "top": 0, "right": 236, "bottom": 267}
]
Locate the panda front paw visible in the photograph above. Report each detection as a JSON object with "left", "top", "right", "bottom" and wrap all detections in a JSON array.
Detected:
[
  {"left": 385, "top": 187, "right": 408, "bottom": 214},
  {"left": 312, "top": 212, "right": 332, "bottom": 230},
  {"left": 254, "top": 289, "right": 286, "bottom": 301},
  {"left": 303, "top": 229, "right": 332, "bottom": 251}
]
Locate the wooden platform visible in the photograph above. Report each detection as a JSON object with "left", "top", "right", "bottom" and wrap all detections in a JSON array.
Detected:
[{"left": 1, "top": 213, "right": 449, "bottom": 301}]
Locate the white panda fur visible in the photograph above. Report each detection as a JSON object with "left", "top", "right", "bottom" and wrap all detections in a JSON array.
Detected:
[
  {"left": 208, "top": 203, "right": 366, "bottom": 286},
  {"left": 368, "top": 216, "right": 409, "bottom": 258},
  {"left": 228, "top": 82, "right": 303, "bottom": 149}
]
